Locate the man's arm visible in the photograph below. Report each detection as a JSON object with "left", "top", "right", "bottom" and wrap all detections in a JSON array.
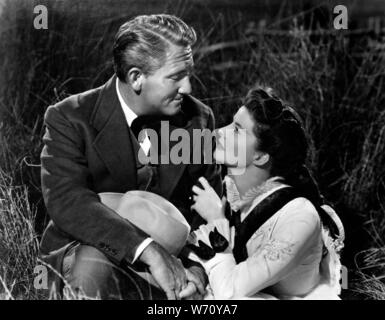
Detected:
[
  {"left": 42, "top": 104, "right": 189, "bottom": 298},
  {"left": 41, "top": 104, "right": 151, "bottom": 263}
]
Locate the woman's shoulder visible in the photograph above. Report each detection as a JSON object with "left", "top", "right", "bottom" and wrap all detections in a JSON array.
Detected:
[{"left": 275, "top": 196, "right": 321, "bottom": 231}]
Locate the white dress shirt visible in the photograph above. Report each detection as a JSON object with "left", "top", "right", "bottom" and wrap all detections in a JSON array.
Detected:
[
  {"left": 116, "top": 78, "right": 153, "bottom": 262},
  {"left": 116, "top": 78, "right": 151, "bottom": 155}
]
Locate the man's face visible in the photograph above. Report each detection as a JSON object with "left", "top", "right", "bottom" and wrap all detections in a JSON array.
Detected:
[{"left": 140, "top": 44, "right": 194, "bottom": 116}]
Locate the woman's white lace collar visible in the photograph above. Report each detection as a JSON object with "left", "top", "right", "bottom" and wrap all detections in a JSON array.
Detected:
[{"left": 224, "top": 175, "right": 286, "bottom": 213}]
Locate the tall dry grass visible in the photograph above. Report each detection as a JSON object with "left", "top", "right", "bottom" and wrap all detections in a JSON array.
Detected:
[
  {"left": 0, "top": 168, "right": 40, "bottom": 299},
  {"left": 0, "top": 0, "right": 384, "bottom": 299}
]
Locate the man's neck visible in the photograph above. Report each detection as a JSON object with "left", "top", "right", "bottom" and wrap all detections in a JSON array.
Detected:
[
  {"left": 228, "top": 165, "right": 271, "bottom": 198},
  {"left": 117, "top": 78, "right": 146, "bottom": 116}
]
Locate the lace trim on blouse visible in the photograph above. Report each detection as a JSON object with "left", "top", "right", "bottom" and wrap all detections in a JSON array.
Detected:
[{"left": 224, "top": 175, "right": 286, "bottom": 213}]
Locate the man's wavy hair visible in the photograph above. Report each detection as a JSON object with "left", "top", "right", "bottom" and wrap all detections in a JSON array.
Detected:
[{"left": 113, "top": 14, "right": 197, "bottom": 82}]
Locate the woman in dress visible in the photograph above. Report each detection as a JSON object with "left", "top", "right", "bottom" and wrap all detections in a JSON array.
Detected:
[{"left": 185, "top": 86, "right": 345, "bottom": 300}]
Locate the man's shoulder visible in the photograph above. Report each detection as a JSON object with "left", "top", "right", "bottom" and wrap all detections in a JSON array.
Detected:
[{"left": 45, "top": 85, "right": 103, "bottom": 122}]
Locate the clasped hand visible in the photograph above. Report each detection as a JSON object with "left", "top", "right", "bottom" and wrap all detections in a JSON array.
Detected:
[
  {"left": 140, "top": 242, "right": 206, "bottom": 300},
  {"left": 140, "top": 176, "right": 224, "bottom": 299}
]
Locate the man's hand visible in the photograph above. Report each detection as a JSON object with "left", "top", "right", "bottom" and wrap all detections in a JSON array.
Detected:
[
  {"left": 139, "top": 242, "right": 187, "bottom": 300},
  {"left": 179, "top": 282, "right": 200, "bottom": 300},
  {"left": 179, "top": 265, "right": 207, "bottom": 299}
]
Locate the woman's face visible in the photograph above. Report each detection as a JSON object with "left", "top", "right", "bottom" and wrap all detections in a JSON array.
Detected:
[{"left": 214, "top": 106, "right": 260, "bottom": 169}]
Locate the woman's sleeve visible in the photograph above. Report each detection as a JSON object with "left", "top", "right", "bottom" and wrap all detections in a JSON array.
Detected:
[{"left": 191, "top": 201, "right": 321, "bottom": 299}]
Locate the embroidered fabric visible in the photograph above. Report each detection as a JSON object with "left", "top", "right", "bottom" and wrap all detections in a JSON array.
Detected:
[{"left": 260, "top": 239, "right": 295, "bottom": 262}]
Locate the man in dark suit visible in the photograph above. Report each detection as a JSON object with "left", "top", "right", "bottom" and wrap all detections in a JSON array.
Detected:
[{"left": 39, "top": 14, "right": 222, "bottom": 300}]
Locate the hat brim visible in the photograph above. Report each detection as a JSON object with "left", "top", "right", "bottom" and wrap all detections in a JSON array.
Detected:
[{"left": 99, "top": 191, "right": 190, "bottom": 256}]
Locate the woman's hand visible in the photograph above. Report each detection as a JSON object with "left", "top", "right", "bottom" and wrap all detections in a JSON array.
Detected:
[{"left": 191, "top": 177, "right": 226, "bottom": 223}]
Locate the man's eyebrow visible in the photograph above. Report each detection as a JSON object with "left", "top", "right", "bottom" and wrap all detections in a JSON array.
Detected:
[
  {"left": 167, "top": 71, "right": 185, "bottom": 79},
  {"left": 172, "top": 70, "right": 188, "bottom": 75},
  {"left": 168, "top": 67, "right": 193, "bottom": 77}
]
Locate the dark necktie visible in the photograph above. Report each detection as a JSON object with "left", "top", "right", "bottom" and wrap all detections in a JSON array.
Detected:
[
  {"left": 131, "top": 116, "right": 161, "bottom": 193},
  {"left": 130, "top": 115, "right": 165, "bottom": 139}
]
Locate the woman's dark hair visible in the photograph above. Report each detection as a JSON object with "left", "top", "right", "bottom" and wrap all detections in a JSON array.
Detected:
[{"left": 243, "top": 85, "right": 324, "bottom": 207}]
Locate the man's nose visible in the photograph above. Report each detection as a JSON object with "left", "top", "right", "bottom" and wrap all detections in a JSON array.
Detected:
[{"left": 178, "top": 76, "right": 192, "bottom": 95}]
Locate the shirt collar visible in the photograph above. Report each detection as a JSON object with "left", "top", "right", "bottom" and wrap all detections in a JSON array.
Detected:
[
  {"left": 116, "top": 77, "right": 138, "bottom": 127},
  {"left": 225, "top": 175, "right": 289, "bottom": 219}
]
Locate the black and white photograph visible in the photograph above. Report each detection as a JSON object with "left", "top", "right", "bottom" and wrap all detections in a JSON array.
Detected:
[{"left": 0, "top": 0, "right": 384, "bottom": 307}]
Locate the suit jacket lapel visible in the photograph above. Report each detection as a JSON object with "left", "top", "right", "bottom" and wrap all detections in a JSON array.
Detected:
[
  {"left": 158, "top": 109, "right": 193, "bottom": 199},
  {"left": 90, "top": 78, "right": 202, "bottom": 198},
  {"left": 91, "top": 75, "right": 137, "bottom": 191}
]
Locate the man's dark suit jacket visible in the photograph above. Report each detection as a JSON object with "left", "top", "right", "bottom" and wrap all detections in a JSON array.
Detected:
[{"left": 40, "top": 75, "right": 222, "bottom": 267}]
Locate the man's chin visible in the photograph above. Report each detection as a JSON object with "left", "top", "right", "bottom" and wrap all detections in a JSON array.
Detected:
[
  {"left": 166, "top": 102, "right": 182, "bottom": 115},
  {"left": 173, "top": 103, "right": 182, "bottom": 113}
]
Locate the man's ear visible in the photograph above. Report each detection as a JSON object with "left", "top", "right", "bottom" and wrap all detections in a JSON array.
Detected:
[
  {"left": 126, "top": 67, "right": 143, "bottom": 93},
  {"left": 253, "top": 152, "right": 270, "bottom": 167}
]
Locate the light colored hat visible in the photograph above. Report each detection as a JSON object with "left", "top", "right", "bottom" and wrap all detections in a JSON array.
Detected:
[{"left": 98, "top": 190, "right": 190, "bottom": 256}]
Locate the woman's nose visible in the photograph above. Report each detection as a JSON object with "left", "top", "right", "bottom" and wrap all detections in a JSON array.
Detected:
[
  {"left": 216, "top": 126, "right": 228, "bottom": 142},
  {"left": 219, "top": 124, "right": 232, "bottom": 133}
]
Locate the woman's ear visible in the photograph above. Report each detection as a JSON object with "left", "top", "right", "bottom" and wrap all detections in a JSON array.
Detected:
[
  {"left": 253, "top": 152, "right": 270, "bottom": 167},
  {"left": 126, "top": 67, "right": 143, "bottom": 93}
]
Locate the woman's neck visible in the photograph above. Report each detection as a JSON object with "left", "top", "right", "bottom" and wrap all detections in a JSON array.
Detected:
[{"left": 228, "top": 165, "right": 271, "bottom": 198}]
